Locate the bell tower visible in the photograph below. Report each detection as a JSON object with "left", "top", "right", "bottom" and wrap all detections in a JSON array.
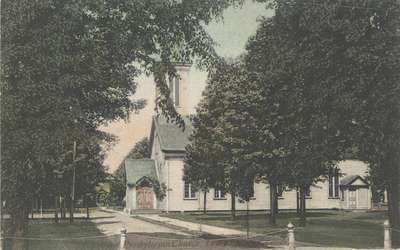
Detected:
[{"left": 156, "top": 63, "right": 191, "bottom": 116}]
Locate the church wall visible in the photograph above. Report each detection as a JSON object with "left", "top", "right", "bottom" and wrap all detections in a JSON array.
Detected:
[
  {"left": 199, "top": 183, "right": 271, "bottom": 211},
  {"left": 166, "top": 158, "right": 199, "bottom": 211},
  {"left": 125, "top": 186, "right": 136, "bottom": 213},
  {"left": 159, "top": 158, "right": 371, "bottom": 212}
]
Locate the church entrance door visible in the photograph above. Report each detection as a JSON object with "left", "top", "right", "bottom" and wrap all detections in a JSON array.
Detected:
[{"left": 136, "top": 186, "right": 154, "bottom": 209}]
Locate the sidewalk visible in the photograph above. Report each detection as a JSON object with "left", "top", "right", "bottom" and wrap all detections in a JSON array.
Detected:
[
  {"left": 136, "top": 214, "right": 247, "bottom": 236},
  {"left": 93, "top": 209, "right": 189, "bottom": 236}
]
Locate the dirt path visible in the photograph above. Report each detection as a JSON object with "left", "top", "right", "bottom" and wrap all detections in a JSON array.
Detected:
[{"left": 90, "top": 209, "right": 188, "bottom": 236}]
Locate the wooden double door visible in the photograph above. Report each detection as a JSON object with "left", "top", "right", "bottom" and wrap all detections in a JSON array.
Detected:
[{"left": 136, "top": 186, "right": 154, "bottom": 209}]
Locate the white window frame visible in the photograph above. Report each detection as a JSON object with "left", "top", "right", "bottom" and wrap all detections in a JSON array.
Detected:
[
  {"left": 214, "top": 189, "right": 226, "bottom": 200},
  {"left": 183, "top": 181, "right": 196, "bottom": 200}
]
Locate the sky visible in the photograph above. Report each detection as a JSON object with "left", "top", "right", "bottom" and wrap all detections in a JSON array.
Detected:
[{"left": 101, "top": 1, "right": 274, "bottom": 172}]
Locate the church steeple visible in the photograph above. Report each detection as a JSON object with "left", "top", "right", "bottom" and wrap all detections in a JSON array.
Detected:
[{"left": 156, "top": 63, "right": 191, "bottom": 116}]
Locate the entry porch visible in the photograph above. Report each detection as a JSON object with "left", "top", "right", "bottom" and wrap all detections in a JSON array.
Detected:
[{"left": 124, "top": 159, "right": 159, "bottom": 214}]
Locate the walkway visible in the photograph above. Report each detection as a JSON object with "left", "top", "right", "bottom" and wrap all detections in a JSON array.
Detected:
[
  {"left": 91, "top": 209, "right": 188, "bottom": 236},
  {"left": 137, "top": 214, "right": 248, "bottom": 236}
]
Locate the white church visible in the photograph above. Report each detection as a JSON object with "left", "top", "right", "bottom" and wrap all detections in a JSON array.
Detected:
[{"left": 124, "top": 64, "right": 372, "bottom": 213}]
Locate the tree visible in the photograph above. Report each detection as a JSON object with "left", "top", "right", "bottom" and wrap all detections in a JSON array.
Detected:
[
  {"left": 184, "top": 66, "right": 230, "bottom": 216},
  {"left": 1, "top": 0, "right": 245, "bottom": 247},
  {"left": 245, "top": 20, "right": 297, "bottom": 225},
  {"left": 184, "top": 126, "right": 217, "bottom": 214},
  {"left": 185, "top": 60, "right": 261, "bottom": 219},
  {"left": 246, "top": 0, "right": 400, "bottom": 227}
]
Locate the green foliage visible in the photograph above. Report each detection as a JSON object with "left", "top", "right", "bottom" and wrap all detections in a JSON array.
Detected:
[
  {"left": 149, "top": 177, "right": 167, "bottom": 201},
  {"left": 186, "top": 0, "right": 399, "bottom": 226},
  {"left": 1, "top": 0, "right": 244, "bottom": 238},
  {"left": 246, "top": 0, "right": 400, "bottom": 224},
  {"left": 123, "top": 137, "right": 151, "bottom": 161},
  {"left": 185, "top": 60, "right": 261, "bottom": 202}
]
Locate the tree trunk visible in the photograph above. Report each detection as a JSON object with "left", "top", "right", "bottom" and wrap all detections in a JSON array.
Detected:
[
  {"left": 85, "top": 195, "right": 90, "bottom": 220},
  {"left": 60, "top": 197, "right": 64, "bottom": 219},
  {"left": 40, "top": 199, "right": 43, "bottom": 218},
  {"left": 231, "top": 191, "right": 236, "bottom": 220},
  {"left": 61, "top": 196, "right": 66, "bottom": 219},
  {"left": 69, "top": 196, "right": 73, "bottom": 223},
  {"left": 387, "top": 180, "right": 400, "bottom": 228},
  {"left": 246, "top": 201, "right": 250, "bottom": 239},
  {"left": 269, "top": 183, "right": 277, "bottom": 225},
  {"left": 203, "top": 191, "right": 207, "bottom": 214},
  {"left": 58, "top": 196, "right": 63, "bottom": 221},
  {"left": 274, "top": 189, "right": 279, "bottom": 215},
  {"left": 296, "top": 190, "right": 300, "bottom": 215},
  {"left": 299, "top": 185, "right": 307, "bottom": 227},
  {"left": 36, "top": 198, "right": 39, "bottom": 214},
  {"left": 54, "top": 196, "right": 59, "bottom": 223},
  {"left": 11, "top": 207, "right": 27, "bottom": 250},
  {"left": 31, "top": 199, "right": 34, "bottom": 219}
]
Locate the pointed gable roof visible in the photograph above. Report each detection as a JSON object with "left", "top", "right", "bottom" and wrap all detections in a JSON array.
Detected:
[
  {"left": 125, "top": 159, "right": 157, "bottom": 186},
  {"left": 340, "top": 175, "right": 369, "bottom": 187},
  {"left": 149, "top": 115, "right": 193, "bottom": 153}
]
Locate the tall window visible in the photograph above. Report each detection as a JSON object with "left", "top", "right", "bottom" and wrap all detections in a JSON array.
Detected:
[
  {"left": 328, "top": 168, "right": 340, "bottom": 198},
  {"left": 214, "top": 189, "right": 226, "bottom": 199},
  {"left": 184, "top": 181, "right": 196, "bottom": 199},
  {"left": 168, "top": 76, "right": 180, "bottom": 106}
]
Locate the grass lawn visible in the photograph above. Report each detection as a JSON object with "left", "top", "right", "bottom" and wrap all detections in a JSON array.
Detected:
[
  {"left": 162, "top": 210, "right": 400, "bottom": 249},
  {"left": 3, "top": 219, "right": 264, "bottom": 250},
  {"left": 4, "top": 220, "right": 119, "bottom": 250}
]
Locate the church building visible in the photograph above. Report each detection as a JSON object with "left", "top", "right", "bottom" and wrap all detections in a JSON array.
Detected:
[{"left": 124, "top": 65, "right": 372, "bottom": 214}]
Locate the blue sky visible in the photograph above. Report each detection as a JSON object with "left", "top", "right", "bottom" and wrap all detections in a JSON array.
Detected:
[{"left": 102, "top": 1, "right": 274, "bottom": 171}]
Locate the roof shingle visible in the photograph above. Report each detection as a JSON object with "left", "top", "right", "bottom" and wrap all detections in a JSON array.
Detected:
[
  {"left": 152, "top": 115, "right": 193, "bottom": 152},
  {"left": 125, "top": 159, "right": 157, "bottom": 186}
]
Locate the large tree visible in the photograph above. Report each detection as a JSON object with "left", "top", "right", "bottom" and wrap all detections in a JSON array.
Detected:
[
  {"left": 247, "top": 0, "right": 400, "bottom": 227},
  {"left": 184, "top": 62, "right": 234, "bottom": 217},
  {"left": 1, "top": 0, "right": 245, "bottom": 247},
  {"left": 185, "top": 60, "right": 261, "bottom": 219}
]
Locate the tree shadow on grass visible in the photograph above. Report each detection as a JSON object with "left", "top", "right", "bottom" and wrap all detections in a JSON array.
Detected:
[
  {"left": 91, "top": 221, "right": 120, "bottom": 226},
  {"left": 3, "top": 221, "right": 119, "bottom": 250},
  {"left": 351, "top": 211, "right": 387, "bottom": 221}
]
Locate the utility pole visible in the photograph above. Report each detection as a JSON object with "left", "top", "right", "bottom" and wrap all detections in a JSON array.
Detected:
[{"left": 70, "top": 140, "right": 77, "bottom": 223}]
